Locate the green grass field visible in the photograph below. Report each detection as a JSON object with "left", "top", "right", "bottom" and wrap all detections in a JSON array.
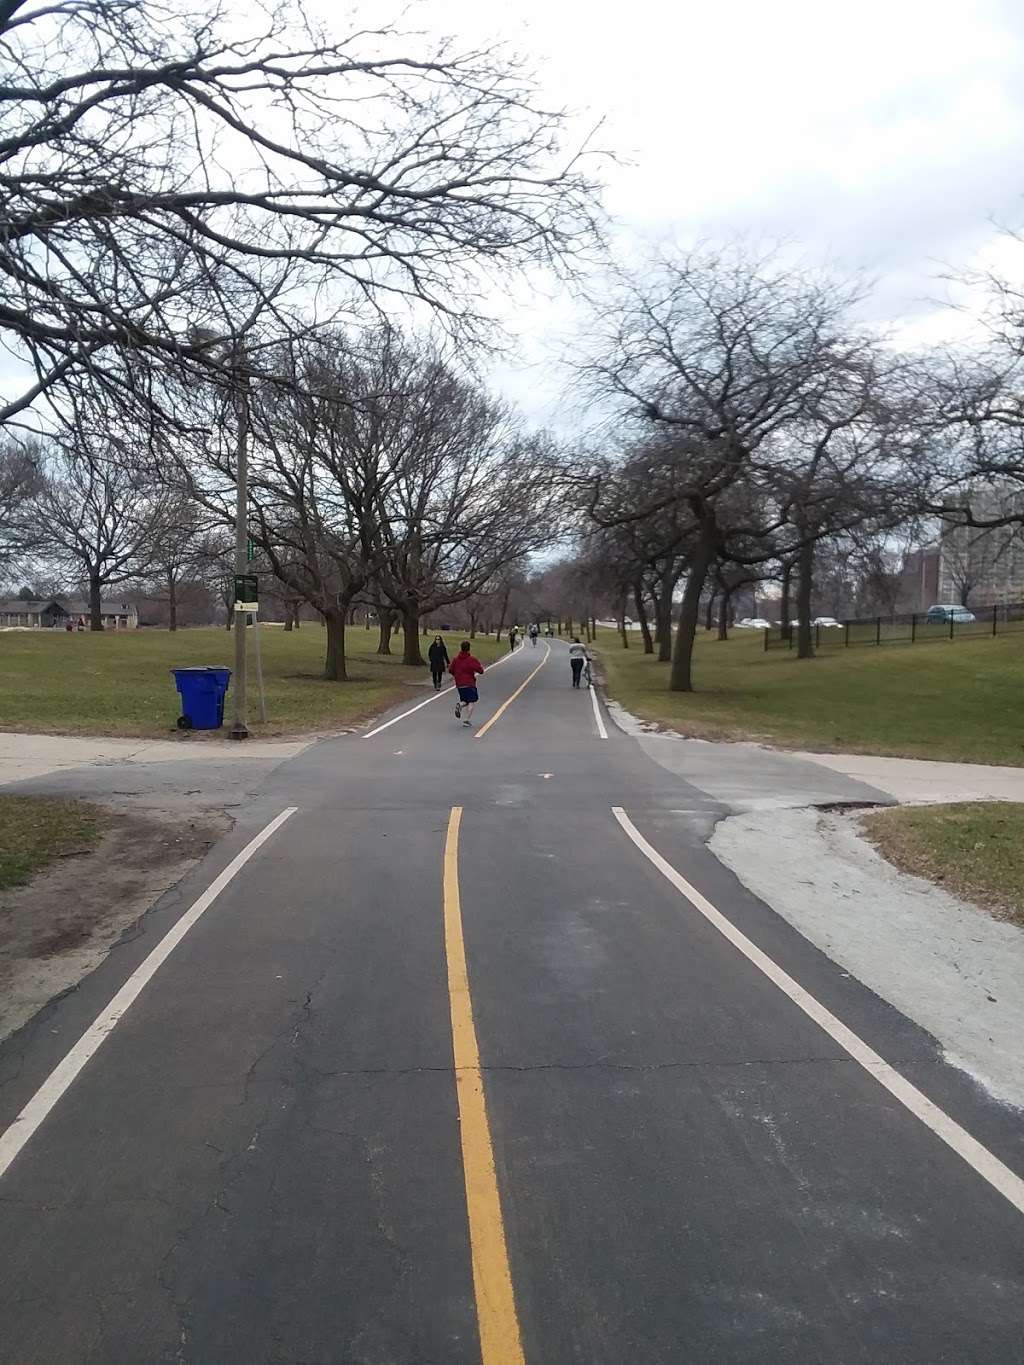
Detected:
[
  {"left": 595, "top": 627, "right": 1024, "bottom": 765},
  {"left": 862, "top": 802, "right": 1024, "bottom": 926},
  {"left": 0, "top": 795, "right": 104, "bottom": 890},
  {"left": 0, "top": 626, "right": 503, "bottom": 739}
]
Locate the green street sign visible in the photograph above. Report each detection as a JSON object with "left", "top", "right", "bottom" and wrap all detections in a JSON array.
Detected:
[
  {"left": 234, "top": 573, "right": 258, "bottom": 612},
  {"left": 246, "top": 538, "right": 255, "bottom": 562}
]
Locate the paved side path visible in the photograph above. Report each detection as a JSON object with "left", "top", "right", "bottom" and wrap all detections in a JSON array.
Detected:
[
  {"left": 0, "top": 731, "right": 309, "bottom": 786},
  {"left": 794, "top": 750, "right": 1024, "bottom": 803},
  {"left": 0, "top": 640, "right": 1022, "bottom": 1363}
]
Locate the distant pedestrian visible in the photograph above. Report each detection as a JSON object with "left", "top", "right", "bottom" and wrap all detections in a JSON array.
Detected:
[
  {"left": 508, "top": 626, "right": 518, "bottom": 652},
  {"left": 449, "top": 641, "right": 485, "bottom": 727},
  {"left": 428, "top": 635, "right": 450, "bottom": 690},
  {"left": 568, "top": 637, "right": 589, "bottom": 688}
]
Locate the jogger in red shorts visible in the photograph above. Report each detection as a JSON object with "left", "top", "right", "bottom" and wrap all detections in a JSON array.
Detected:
[{"left": 449, "top": 640, "right": 485, "bottom": 727}]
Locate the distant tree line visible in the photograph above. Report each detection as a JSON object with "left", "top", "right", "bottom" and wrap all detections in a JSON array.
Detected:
[{"left": 3, "top": 2, "right": 1024, "bottom": 696}]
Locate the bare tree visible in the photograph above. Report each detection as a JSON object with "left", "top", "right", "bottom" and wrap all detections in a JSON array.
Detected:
[
  {"left": 371, "top": 350, "right": 561, "bottom": 666},
  {"left": 27, "top": 442, "right": 168, "bottom": 629},
  {"left": 0, "top": 439, "right": 43, "bottom": 574},
  {"left": 578, "top": 244, "right": 872, "bottom": 689},
  {"left": 147, "top": 499, "right": 209, "bottom": 631},
  {"left": 0, "top": 0, "right": 602, "bottom": 430}
]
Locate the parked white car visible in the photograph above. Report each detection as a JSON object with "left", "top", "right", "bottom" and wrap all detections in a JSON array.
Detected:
[
  {"left": 736, "top": 617, "right": 773, "bottom": 629},
  {"left": 926, "top": 604, "right": 976, "bottom": 624},
  {"left": 812, "top": 616, "right": 844, "bottom": 628}
]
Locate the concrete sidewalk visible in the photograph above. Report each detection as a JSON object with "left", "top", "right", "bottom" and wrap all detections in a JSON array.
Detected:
[
  {"left": 794, "top": 751, "right": 1024, "bottom": 804},
  {"left": 0, "top": 731, "right": 311, "bottom": 787},
  {"left": 606, "top": 698, "right": 1024, "bottom": 810}
]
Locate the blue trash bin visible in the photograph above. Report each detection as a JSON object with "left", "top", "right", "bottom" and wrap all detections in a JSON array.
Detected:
[{"left": 171, "top": 667, "right": 232, "bottom": 730}]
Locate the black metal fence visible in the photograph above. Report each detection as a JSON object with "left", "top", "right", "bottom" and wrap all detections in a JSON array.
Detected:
[{"left": 763, "top": 601, "right": 1024, "bottom": 651}]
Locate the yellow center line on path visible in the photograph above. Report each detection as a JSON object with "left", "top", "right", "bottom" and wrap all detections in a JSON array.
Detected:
[
  {"left": 474, "top": 643, "right": 550, "bottom": 740},
  {"left": 442, "top": 807, "right": 526, "bottom": 1365}
]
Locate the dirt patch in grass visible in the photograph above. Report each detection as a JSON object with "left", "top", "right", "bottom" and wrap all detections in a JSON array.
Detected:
[
  {"left": 862, "top": 801, "right": 1024, "bottom": 928},
  {"left": 0, "top": 794, "right": 104, "bottom": 890},
  {"left": 0, "top": 799, "right": 230, "bottom": 1041}
]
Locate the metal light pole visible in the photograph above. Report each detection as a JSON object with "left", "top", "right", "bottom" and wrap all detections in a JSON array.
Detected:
[{"left": 229, "top": 356, "right": 250, "bottom": 740}]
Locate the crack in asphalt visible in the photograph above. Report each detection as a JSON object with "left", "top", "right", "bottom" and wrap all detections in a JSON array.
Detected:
[{"left": 266, "top": 1053, "right": 908, "bottom": 1077}]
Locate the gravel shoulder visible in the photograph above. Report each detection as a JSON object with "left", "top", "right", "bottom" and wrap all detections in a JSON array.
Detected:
[{"left": 710, "top": 806, "right": 1024, "bottom": 1110}]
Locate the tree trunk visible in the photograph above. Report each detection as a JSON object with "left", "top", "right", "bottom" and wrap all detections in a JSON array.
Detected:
[
  {"left": 167, "top": 573, "right": 178, "bottom": 632},
  {"left": 376, "top": 614, "right": 393, "bottom": 655},
  {"left": 656, "top": 567, "right": 675, "bottom": 662},
  {"left": 618, "top": 591, "right": 629, "bottom": 649},
  {"left": 669, "top": 531, "right": 717, "bottom": 692},
  {"left": 796, "top": 536, "right": 815, "bottom": 660},
  {"left": 89, "top": 573, "right": 103, "bottom": 631},
  {"left": 495, "top": 587, "right": 511, "bottom": 642},
  {"left": 704, "top": 589, "right": 717, "bottom": 632},
  {"left": 323, "top": 609, "right": 348, "bottom": 681},
  {"left": 469, "top": 610, "right": 477, "bottom": 639},
  {"left": 717, "top": 589, "right": 731, "bottom": 641},
  {"left": 633, "top": 579, "right": 654, "bottom": 654},
  {"left": 402, "top": 609, "right": 424, "bottom": 666},
  {"left": 780, "top": 564, "right": 792, "bottom": 640},
  {"left": 283, "top": 601, "right": 293, "bottom": 632}
]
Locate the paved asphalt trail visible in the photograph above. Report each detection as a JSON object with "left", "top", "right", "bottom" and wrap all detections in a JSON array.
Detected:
[{"left": 1, "top": 639, "right": 1023, "bottom": 1363}]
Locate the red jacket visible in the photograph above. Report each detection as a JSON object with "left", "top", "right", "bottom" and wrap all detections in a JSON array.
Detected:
[{"left": 449, "top": 652, "right": 484, "bottom": 687}]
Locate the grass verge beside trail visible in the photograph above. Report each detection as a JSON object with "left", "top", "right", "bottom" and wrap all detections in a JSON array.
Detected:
[
  {"left": 0, "top": 626, "right": 504, "bottom": 739},
  {"left": 595, "top": 627, "right": 1024, "bottom": 765},
  {"left": 0, "top": 795, "right": 104, "bottom": 890},
  {"left": 862, "top": 802, "right": 1024, "bottom": 927}
]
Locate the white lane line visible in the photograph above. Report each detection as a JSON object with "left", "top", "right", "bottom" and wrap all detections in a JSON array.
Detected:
[
  {"left": 589, "top": 681, "right": 608, "bottom": 739},
  {"left": 611, "top": 806, "right": 1024, "bottom": 1218},
  {"left": 362, "top": 645, "right": 520, "bottom": 740},
  {"left": 0, "top": 806, "right": 298, "bottom": 1182}
]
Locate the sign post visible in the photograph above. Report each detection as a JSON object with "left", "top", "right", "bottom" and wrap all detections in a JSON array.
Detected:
[
  {"left": 232, "top": 575, "right": 264, "bottom": 723},
  {"left": 233, "top": 574, "right": 258, "bottom": 614}
]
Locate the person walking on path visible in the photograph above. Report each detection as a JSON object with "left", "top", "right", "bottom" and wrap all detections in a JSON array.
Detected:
[
  {"left": 508, "top": 626, "right": 518, "bottom": 652},
  {"left": 427, "top": 635, "right": 450, "bottom": 690},
  {"left": 568, "top": 637, "right": 590, "bottom": 688},
  {"left": 449, "top": 640, "right": 485, "bottom": 727}
]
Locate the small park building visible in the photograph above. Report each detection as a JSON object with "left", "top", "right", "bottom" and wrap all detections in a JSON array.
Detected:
[{"left": 0, "top": 598, "right": 139, "bottom": 629}]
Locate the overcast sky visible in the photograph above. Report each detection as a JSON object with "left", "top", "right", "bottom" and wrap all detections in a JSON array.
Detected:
[{"left": 411, "top": 0, "right": 1024, "bottom": 423}]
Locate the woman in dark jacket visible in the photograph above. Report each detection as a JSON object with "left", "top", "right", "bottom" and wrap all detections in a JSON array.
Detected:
[{"left": 427, "top": 635, "right": 450, "bottom": 690}]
